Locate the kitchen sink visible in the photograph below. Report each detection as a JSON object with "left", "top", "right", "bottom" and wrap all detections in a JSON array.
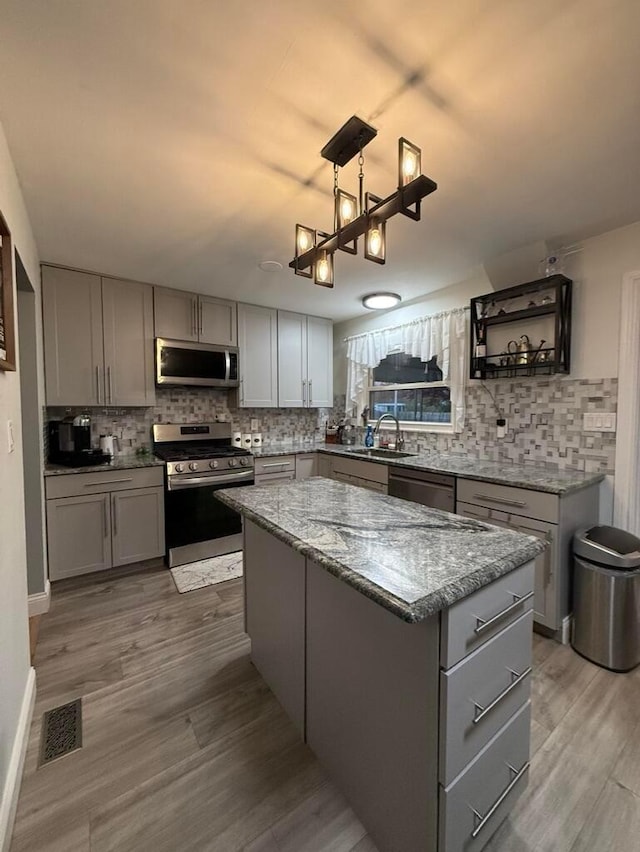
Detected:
[{"left": 347, "top": 447, "right": 417, "bottom": 459}]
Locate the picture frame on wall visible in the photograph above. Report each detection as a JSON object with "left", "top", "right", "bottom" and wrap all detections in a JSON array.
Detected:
[{"left": 0, "top": 211, "right": 16, "bottom": 371}]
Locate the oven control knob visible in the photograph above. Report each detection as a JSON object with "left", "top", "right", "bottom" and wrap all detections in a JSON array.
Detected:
[
  {"left": 240, "top": 457, "right": 249, "bottom": 467},
  {"left": 189, "top": 462, "right": 198, "bottom": 472},
  {"left": 228, "top": 458, "right": 237, "bottom": 468},
  {"left": 209, "top": 460, "right": 218, "bottom": 469},
  {"left": 175, "top": 463, "right": 184, "bottom": 473}
]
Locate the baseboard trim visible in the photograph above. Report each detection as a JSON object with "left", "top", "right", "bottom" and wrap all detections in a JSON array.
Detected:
[
  {"left": 28, "top": 580, "right": 50, "bottom": 617},
  {"left": 0, "top": 667, "right": 36, "bottom": 852}
]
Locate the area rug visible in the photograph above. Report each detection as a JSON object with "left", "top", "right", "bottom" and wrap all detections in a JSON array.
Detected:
[{"left": 170, "top": 551, "right": 243, "bottom": 593}]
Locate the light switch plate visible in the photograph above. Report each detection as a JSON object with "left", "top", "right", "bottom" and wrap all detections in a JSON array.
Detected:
[
  {"left": 583, "top": 413, "right": 617, "bottom": 432},
  {"left": 7, "top": 419, "right": 14, "bottom": 453}
]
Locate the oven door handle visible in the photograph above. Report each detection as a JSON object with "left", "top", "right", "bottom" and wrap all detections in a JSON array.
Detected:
[{"left": 167, "top": 471, "right": 254, "bottom": 491}]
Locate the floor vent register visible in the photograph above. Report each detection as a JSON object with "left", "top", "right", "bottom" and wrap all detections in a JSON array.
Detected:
[{"left": 39, "top": 698, "right": 83, "bottom": 766}]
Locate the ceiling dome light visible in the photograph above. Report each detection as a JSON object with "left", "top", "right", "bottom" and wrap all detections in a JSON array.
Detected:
[
  {"left": 362, "top": 292, "right": 401, "bottom": 310},
  {"left": 258, "top": 260, "right": 283, "bottom": 273}
]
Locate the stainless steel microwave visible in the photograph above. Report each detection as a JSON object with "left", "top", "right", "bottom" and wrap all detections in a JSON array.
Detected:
[{"left": 155, "top": 338, "right": 239, "bottom": 388}]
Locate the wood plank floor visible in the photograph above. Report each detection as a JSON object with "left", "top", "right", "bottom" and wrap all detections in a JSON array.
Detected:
[{"left": 10, "top": 561, "right": 640, "bottom": 852}]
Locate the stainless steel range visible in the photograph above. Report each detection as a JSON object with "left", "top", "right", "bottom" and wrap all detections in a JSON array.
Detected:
[{"left": 152, "top": 422, "right": 254, "bottom": 568}]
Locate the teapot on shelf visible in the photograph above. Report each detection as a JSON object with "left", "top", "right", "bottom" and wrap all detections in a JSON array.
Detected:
[{"left": 506, "top": 336, "right": 532, "bottom": 365}]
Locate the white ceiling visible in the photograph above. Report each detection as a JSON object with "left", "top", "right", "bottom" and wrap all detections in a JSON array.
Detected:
[{"left": 1, "top": 0, "right": 639, "bottom": 322}]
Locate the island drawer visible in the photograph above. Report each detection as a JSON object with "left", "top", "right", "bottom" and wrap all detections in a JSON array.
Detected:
[
  {"left": 254, "top": 471, "right": 296, "bottom": 485},
  {"left": 332, "top": 471, "right": 387, "bottom": 494},
  {"left": 45, "top": 466, "right": 164, "bottom": 499},
  {"left": 457, "top": 479, "right": 558, "bottom": 523},
  {"left": 440, "top": 561, "right": 535, "bottom": 668},
  {"left": 439, "top": 609, "right": 533, "bottom": 785},
  {"left": 439, "top": 701, "right": 530, "bottom": 852},
  {"left": 254, "top": 455, "right": 296, "bottom": 476}
]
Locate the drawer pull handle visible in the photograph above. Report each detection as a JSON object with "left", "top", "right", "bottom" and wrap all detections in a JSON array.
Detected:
[
  {"left": 261, "top": 462, "right": 292, "bottom": 468},
  {"left": 474, "top": 590, "right": 534, "bottom": 635},
  {"left": 473, "top": 666, "right": 532, "bottom": 724},
  {"left": 84, "top": 478, "right": 134, "bottom": 486},
  {"left": 473, "top": 492, "right": 527, "bottom": 508},
  {"left": 470, "top": 761, "right": 530, "bottom": 838}
]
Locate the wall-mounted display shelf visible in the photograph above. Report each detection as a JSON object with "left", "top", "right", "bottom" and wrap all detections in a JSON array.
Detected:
[{"left": 470, "top": 274, "right": 572, "bottom": 380}]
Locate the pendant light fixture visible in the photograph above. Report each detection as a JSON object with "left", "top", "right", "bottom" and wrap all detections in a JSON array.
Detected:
[{"left": 291, "top": 116, "right": 437, "bottom": 286}]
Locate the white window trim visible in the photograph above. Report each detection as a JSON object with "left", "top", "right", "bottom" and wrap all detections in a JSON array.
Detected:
[{"left": 366, "top": 375, "right": 455, "bottom": 433}]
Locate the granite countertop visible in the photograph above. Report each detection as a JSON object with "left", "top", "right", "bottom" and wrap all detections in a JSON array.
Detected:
[
  {"left": 217, "top": 477, "right": 546, "bottom": 623},
  {"left": 316, "top": 445, "right": 605, "bottom": 495},
  {"left": 44, "top": 455, "right": 164, "bottom": 476},
  {"left": 252, "top": 442, "right": 604, "bottom": 495}
]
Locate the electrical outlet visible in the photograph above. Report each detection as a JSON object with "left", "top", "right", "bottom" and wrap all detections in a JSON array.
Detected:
[
  {"left": 583, "top": 413, "right": 617, "bottom": 432},
  {"left": 250, "top": 418, "right": 260, "bottom": 431},
  {"left": 496, "top": 418, "right": 507, "bottom": 439},
  {"left": 7, "top": 419, "right": 15, "bottom": 453}
]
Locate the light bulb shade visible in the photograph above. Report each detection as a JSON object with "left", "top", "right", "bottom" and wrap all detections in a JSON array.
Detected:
[
  {"left": 362, "top": 292, "right": 401, "bottom": 310},
  {"left": 335, "top": 188, "right": 358, "bottom": 255},
  {"left": 314, "top": 251, "right": 334, "bottom": 288},
  {"left": 364, "top": 218, "right": 386, "bottom": 264},
  {"left": 398, "top": 138, "right": 422, "bottom": 188},
  {"left": 294, "top": 224, "right": 316, "bottom": 278}
]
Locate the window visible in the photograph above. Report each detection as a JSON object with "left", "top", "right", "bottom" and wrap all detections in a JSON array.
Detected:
[{"left": 368, "top": 352, "right": 452, "bottom": 427}]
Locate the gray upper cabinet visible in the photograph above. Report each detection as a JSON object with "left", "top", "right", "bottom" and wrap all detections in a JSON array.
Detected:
[
  {"left": 237, "top": 303, "right": 278, "bottom": 407},
  {"left": 154, "top": 287, "right": 237, "bottom": 347},
  {"left": 42, "top": 265, "right": 155, "bottom": 407},
  {"left": 42, "top": 266, "right": 104, "bottom": 406},
  {"left": 277, "top": 311, "right": 333, "bottom": 408},
  {"left": 102, "top": 278, "right": 155, "bottom": 406}
]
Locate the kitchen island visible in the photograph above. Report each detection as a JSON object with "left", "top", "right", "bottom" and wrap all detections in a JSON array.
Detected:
[{"left": 218, "top": 477, "right": 546, "bottom": 852}]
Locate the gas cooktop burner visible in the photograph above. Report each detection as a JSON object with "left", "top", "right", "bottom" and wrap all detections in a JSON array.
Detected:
[{"left": 154, "top": 445, "right": 251, "bottom": 462}]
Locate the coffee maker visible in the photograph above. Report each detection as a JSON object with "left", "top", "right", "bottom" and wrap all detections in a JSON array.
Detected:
[{"left": 48, "top": 414, "right": 109, "bottom": 466}]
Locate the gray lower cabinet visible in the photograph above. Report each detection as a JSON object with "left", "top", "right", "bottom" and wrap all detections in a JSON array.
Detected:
[
  {"left": 42, "top": 265, "right": 155, "bottom": 406},
  {"left": 111, "top": 487, "right": 165, "bottom": 567},
  {"left": 324, "top": 454, "right": 388, "bottom": 494},
  {"left": 45, "top": 468, "right": 165, "bottom": 580},
  {"left": 46, "top": 493, "right": 111, "bottom": 579},
  {"left": 253, "top": 455, "right": 296, "bottom": 485},
  {"left": 243, "top": 519, "right": 534, "bottom": 852},
  {"left": 295, "top": 453, "right": 318, "bottom": 479},
  {"left": 456, "top": 477, "right": 599, "bottom": 635}
]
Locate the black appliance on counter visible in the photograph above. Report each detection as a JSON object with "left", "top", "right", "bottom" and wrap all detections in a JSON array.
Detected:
[
  {"left": 152, "top": 422, "right": 254, "bottom": 567},
  {"left": 48, "top": 415, "right": 110, "bottom": 467}
]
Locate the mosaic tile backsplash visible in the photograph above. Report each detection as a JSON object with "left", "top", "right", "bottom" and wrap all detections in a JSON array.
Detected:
[
  {"left": 47, "top": 388, "right": 332, "bottom": 455},
  {"left": 47, "top": 376, "right": 616, "bottom": 474},
  {"left": 339, "top": 376, "right": 617, "bottom": 473}
]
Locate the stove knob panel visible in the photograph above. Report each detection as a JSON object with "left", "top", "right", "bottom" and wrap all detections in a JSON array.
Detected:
[
  {"left": 209, "top": 460, "right": 219, "bottom": 469},
  {"left": 228, "top": 458, "right": 237, "bottom": 468},
  {"left": 189, "top": 462, "right": 198, "bottom": 472},
  {"left": 174, "top": 463, "right": 184, "bottom": 473},
  {"left": 240, "top": 457, "right": 249, "bottom": 467}
]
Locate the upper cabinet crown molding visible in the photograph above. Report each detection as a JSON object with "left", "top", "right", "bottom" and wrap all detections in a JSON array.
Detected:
[
  {"left": 42, "top": 265, "right": 155, "bottom": 407},
  {"left": 153, "top": 286, "right": 237, "bottom": 348}
]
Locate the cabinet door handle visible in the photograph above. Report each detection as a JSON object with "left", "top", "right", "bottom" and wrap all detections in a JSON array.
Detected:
[
  {"left": 261, "top": 462, "right": 292, "bottom": 468},
  {"left": 473, "top": 492, "right": 527, "bottom": 508},
  {"left": 309, "top": 379, "right": 313, "bottom": 406},
  {"left": 107, "top": 366, "right": 113, "bottom": 405},
  {"left": 199, "top": 301, "right": 203, "bottom": 336},
  {"left": 472, "top": 666, "right": 532, "bottom": 724},
  {"left": 112, "top": 495, "right": 117, "bottom": 536},
  {"left": 470, "top": 761, "right": 530, "bottom": 838},
  {"left": 103, "top": 499, "right": 108, "bottom": 538},
  {"left": 474, "top": 590, "right": 534, "bottom": 635},
  {"left": 240, "top": 377, "right": 244, "bottom": 405},
  {"left": 96, "top": 366, "right": 101, "bottom": 404},
  {"left": 302, "top": 379, "right": 306, "bottom": 406}
]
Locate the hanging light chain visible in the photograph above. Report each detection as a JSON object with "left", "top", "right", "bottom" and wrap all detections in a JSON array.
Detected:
[
  {"left": 333, "top": 163, "right": 339, "bottom": 231},
  {"left": 358, "top": 137, "right": 366, "bottom": 216}
]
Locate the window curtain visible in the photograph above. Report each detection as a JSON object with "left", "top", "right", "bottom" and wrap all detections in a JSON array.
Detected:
[{"left": 345, "top": 307, "right": 468, "bottom": 432}]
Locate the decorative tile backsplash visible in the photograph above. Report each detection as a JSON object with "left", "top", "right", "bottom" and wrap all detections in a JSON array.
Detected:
[
  {"left": 47, "top": 388, "right": 333, "bottom": 454},
  {"left": 343, "top": 376, "right": 617, "bottom": 473},
  {"left": 46, "top": 377, "right": 617, "bottom": 474}
]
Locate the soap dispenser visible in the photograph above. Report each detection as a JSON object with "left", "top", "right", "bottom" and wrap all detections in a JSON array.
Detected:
[{"left": 364, "top": 425, "right": 374, "bottom": 448}]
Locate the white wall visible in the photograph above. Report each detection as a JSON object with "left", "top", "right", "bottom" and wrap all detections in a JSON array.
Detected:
[
  {"left": 0, "top": 118, "right": 40, "bottom": 846},
  {"left": 333, "top": 222, "right": 640, "bottom": 395}
]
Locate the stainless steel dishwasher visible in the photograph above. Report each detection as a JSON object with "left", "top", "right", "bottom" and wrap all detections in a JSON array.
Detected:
[{"left": 388, "top": 466, "right": 456, "bottom": 512}]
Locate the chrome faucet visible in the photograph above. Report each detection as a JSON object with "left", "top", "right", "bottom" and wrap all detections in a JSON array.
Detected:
[{"left": 373, "top": 413, "right": 403, "bottom": 450}]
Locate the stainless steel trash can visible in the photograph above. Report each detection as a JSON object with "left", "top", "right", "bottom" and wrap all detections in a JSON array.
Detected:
[{"left": 572, "top": 525, "right": 640, "bottom": 672}]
